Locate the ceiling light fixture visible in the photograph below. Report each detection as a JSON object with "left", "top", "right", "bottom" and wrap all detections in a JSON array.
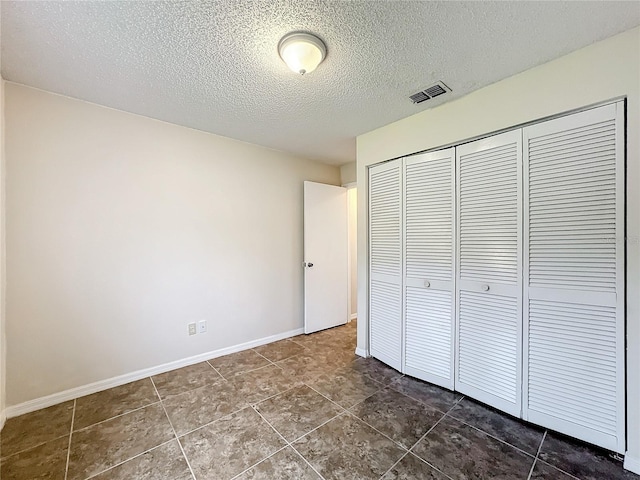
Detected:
[{"left": 278, "top": 32, "right": 327, "bottom": 75}]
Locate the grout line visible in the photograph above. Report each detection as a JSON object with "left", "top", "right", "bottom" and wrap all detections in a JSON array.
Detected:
[
  {"left": 272, "top": 361, "right": 285, "bottom": 371},
  {"left": 532, "top": 458, "right": 581, "bottom": 480},
  {"left": 303, "top": 383, "right": 360, "bottom": 412},
  {"left": 341, "top": 379, "right": 388, "bottom": 409},
  {"left": 228, "top": 445, "right": 290, "bottom": 480},
  {"left": 290, "top": 445, "right": 327, "bottom": 480},
  {"left": 4, "top": 399, "right": 165, "bottom": 461},
  {"left": 251, "top": 349, "right": 280, "bottom": 368},
  {"left": 150, "top": 377, "right": 197, "bottom": 480},
  {"left": 174, "top": 404, "right": 251, "bottom": 439},
  {"left": 252, "top": 405, "right": 290, "bottom": 445},
  {"left": 156, "top": 376, "right": 230, "bottom": 403},
  {"left": 150, "top": 376, "right": 161, "bottom": 402},
  {"left": 219, "top": 360, "right": 281, "bottom": 381},
  {"left": 63, "top": 399, "right": 76, "bottom": 480},
  {"left": 442, "top": 409, "right": 539, "bottom": 459},
  {"left": 356, "top": 390, "right": 460, "bottom": 477},
  {"left": 245, "top": 407, "right": 307, "bottom": 478},
  {"left": 391, "top": 452, "right": 456, "bottom": 480},
  {"left": 409, "top": 402, "right": 458, "bottom": 454},
  {"left": 250, "top": 402, "right": 330, "bottom": 480},
  {"left": 378, "top": 451, "right": 410, "bottom": 480},
  {"left": 82, "top": 439, "right": 176, "bottom": 480},
  {"left": 382, "top": 383, "right": 455, "bottom": 417},
  {"left": 536, "top": 430, "right": 547, "bottom": 458},
  {"left": 205, "top": 360, "right": 227, "bottom": 381},
  {"left": 288, "top": 410, "right": 348, "bottom": 445},
  {"left": 343, "top": 410, "right": 409, "bottom": 452},
  {"left": 213, "top": 385, "right": 344, "bottom": 480},
  {"left": 288, "top": 338, "right": 310, "bottom": 350},
  {"left": 256, "top": 402, "right": 336, "bottom": 480},
  {"left": 251, "top": 384, "right": 301, "bottom": 407},
  {"left": 204, "top": 360, "right": 226, "bottom": 381},
  {"left": 526, "top": 457, "right": 537, "bottom": 478},
  {"left": 71, "top": 400, "right": 163, "bottom": 434},
  {"left": 527, "top": 430, "right": 548, "bottom": 480},
  {"left": 0, "top": 432, "right": 72, "bottom": 461},
  {"left": 390, "top": 406, "right": 459, "bottom": 480},
  {"left": 256, "top": 376, "right": 353, "bottom": 480}
]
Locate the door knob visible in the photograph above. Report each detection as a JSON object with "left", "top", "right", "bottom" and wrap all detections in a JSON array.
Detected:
[
  {"left": 307, "top": 263, "right": 314, "bottom": 268},
  {"left": 482, "top": 284, "right": 490, "bottom": 292},
  {"left": 424, "top": 280, "right": 431, "bottom": 288}
]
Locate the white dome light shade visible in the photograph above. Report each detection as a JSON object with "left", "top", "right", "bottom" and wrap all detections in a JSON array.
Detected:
[{"left": 278, "top": 32, "right": 327, "bottom": 75}]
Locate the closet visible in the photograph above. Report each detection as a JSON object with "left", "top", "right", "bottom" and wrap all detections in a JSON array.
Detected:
[{"left": 368, "top": 101, "right": 626, "bottom": 454}]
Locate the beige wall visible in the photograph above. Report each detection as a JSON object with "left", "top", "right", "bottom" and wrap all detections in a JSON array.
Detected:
[
  {"left": 356, "top": 26, "right": 640, "bottom": 465},
  {"left": 340, "top": 162, "right": 356, "bottom": 185},
  {"left": 5, "top": 83, "right": 340, "bottom": 406}
]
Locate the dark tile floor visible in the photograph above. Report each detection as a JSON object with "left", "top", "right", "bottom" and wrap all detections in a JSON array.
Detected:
[{"left": 1, "top": 320, "right": 637, "bottom": 480}]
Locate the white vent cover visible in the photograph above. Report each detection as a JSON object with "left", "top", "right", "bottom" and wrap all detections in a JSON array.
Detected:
[{"left": 410, "top": 81, "right": 451, "bottom": 104}]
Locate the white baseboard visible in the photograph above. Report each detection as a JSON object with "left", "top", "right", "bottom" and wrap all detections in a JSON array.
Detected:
[
  {"left": 5, "top": 327, "right": 304, "bottom": 419},
  {"left": 624, "top": 454, "right": 640, "bottom": 474},
  {"left": 0, "top": 409, "right": 5, "bottom": 431},
  {"left": 355, "top": 347, "right": 368, "bottom": 358},
  {"left": 349, "top": 313, "right": 357, "bottom": 321}
]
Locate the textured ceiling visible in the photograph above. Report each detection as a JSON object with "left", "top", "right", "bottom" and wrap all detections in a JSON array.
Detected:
[{"left": 1, "top": 1, "right": 639, "bottom": 165}]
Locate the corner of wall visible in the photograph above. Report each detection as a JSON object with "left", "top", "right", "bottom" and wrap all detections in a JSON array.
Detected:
[{"left": 340, "top": 162, "right": 357, "bottom": 186}]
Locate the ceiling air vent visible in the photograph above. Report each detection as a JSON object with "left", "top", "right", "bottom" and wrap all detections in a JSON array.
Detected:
[
  {"left": 410, "top": 81, "right": 451, "bottom": 104},
  {"left": 409, "top": 91, "right": 430, "bottom": 104}
]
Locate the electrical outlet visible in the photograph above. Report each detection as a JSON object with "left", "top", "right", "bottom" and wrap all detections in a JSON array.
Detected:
[
  {"left": 188, "top": 323, "right": 197, "bottom": 336},
  {"left": 198, "top": 320, "right": 207, "bottom": 334}
]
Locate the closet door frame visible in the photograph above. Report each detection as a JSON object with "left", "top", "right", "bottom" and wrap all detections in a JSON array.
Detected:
[
  {"left": 403, "top": 148, "right": 456, "bottom": 388},
  {"left": 522, "top": 101, "right": 626, "bottom": 453},
  {"left": 454, "top": 130, "right": 524, "bottom": 417}
]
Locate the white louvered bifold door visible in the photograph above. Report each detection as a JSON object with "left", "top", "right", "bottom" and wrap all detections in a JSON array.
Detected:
[
  {"left": 369, "top": 160, "right": 403, "bottom": 371},
  {"left": 523, "top": 103, "right": 625, "bottom": 453},
  {"left": 403, "top": 149, "right": 456, "bottom": 389},
  {"left": 456, "top": 130, "right": 523, "bottom": 417}
]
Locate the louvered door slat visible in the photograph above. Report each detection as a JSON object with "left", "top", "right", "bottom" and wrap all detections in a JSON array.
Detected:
[
  {"left": 523, "top": 102, "right": 625, "bottom": 453},
  {"left": 456, "top": 130, "right": 522, "bottom": 416},
  {"left": 405, "top": 287, "right": 452, "bottom": 381},
  {"left": 403, "top": 149, "right": 455, "bottom": 388},
  {"left": 369, "top": 161, "right": 402, "bottom": 371}
]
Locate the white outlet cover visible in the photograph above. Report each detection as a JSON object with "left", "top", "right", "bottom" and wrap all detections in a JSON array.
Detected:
[
  {"left": 198, "top": 320, "right": 207, "bottom": 334},
  {"left": 188, "top": 323, "right": 197, "bottom": 336}
]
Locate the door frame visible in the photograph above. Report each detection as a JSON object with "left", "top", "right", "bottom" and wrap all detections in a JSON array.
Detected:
[{"left": 343, "top": 182, "right": 357, "bottom": 324}]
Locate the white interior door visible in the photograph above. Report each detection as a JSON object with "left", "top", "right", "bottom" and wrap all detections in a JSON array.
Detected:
[
  {"left": 304, "top": 181, "right": 348, "bottom": 334},
  {"left": 523, "top": 102, "right": 626, "bottom": 453},
  {"left": 404, "top": 148, "right": 456, "bottom": 389},
  {"left": 456, "top": 130, "right": 523, "bottom": 417}
]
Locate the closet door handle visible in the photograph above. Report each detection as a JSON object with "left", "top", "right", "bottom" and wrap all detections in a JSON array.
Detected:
[
  {"left": 481, "top": 284, "right": 490, "bottom": 292},
  {"left": 424, "top": 280, "right": 431, "bottom": 288}
]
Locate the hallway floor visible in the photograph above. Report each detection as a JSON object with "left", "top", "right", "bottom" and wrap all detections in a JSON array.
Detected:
[{"left": 1, "top": 320, "right": 637, "bottom": 480}]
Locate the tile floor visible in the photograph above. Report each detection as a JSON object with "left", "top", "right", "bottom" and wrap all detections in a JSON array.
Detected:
[{"left": 1, "top": 320, "right": 637, "bottom": 480}]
